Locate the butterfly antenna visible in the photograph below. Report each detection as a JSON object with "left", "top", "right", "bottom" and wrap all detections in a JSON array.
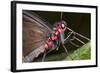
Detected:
[{"left": 61, "top": 12, "right": 63, "bottom": 20}]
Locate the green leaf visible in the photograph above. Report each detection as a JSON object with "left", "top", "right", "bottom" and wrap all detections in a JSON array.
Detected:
[
  {"left": 65, "top": 42, "right": 91, "bottom": 60},
  {"left": 41, "top": 42, "right": 91, "bottom": 61}
]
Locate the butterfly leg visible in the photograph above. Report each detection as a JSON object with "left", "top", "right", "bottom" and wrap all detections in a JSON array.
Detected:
[
  {"left": 62, "top": 44, "right": 73, "bottom": 60},
  {"left": 69, "top": 40, "right": 80, "bottom": 47},
  {"left": 42, "top": 51, "right": 47, "bottom": 62},
  {"left": 62, "top": 44, "right": 68, "bottom": 54},
  {"left": 56, "top": 40, "right": 59, "bottom": 51},
  {"left": 56, "top": 47, "right": 59, "bottom": 50}
]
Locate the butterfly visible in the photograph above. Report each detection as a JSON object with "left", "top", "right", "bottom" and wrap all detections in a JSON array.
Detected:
[{"left": 22, "top": 10, "right": 90, "bottom": 62}]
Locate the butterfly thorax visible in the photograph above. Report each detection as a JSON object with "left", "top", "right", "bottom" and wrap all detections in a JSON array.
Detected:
[{"left": 44, "top": 22, "right": 64, "bottom": 50}]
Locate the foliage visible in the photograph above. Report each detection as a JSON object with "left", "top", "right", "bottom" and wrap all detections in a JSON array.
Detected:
[{"left": 45, "top": 42, "right": 91, "bottom": 61}]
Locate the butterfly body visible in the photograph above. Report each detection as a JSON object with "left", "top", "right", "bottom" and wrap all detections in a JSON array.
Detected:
[{"left": 44, "top": 22, "right": 66, "bottom": 51}]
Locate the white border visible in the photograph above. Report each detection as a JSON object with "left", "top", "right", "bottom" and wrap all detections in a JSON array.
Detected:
[{"left": 16, "top": 3, "right": 96, "bottom": 70}]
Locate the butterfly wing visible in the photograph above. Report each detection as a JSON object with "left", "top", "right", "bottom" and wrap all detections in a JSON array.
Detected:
[{"left": 23, "top": 11, "right": 52, "bottom": 61}]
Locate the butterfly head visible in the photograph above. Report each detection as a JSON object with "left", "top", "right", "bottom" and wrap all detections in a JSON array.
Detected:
[{"left": 61, "top": 20, "right": 67, "bottom": 29}]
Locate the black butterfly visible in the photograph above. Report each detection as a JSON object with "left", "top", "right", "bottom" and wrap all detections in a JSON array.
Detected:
[{"left": 22, "top": 10, "right": 90, "bottom": 62}]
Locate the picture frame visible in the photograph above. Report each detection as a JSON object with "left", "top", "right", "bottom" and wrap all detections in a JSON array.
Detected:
[{"left": 11, "top": 1, "right": 98, "bottom": 72}]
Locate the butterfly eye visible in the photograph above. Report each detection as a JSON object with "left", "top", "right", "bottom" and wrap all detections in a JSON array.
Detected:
[
  {"left": 61, "top": 23, "right": 65, "bottom": 29},
  {"left": 53, "top": 27, "right": 56, "bottom": 31}
]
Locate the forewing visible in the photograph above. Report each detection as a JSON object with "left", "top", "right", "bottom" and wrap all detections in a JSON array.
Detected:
[{"left": 23, "top": 10, "right": 52, "bottom": 57}]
